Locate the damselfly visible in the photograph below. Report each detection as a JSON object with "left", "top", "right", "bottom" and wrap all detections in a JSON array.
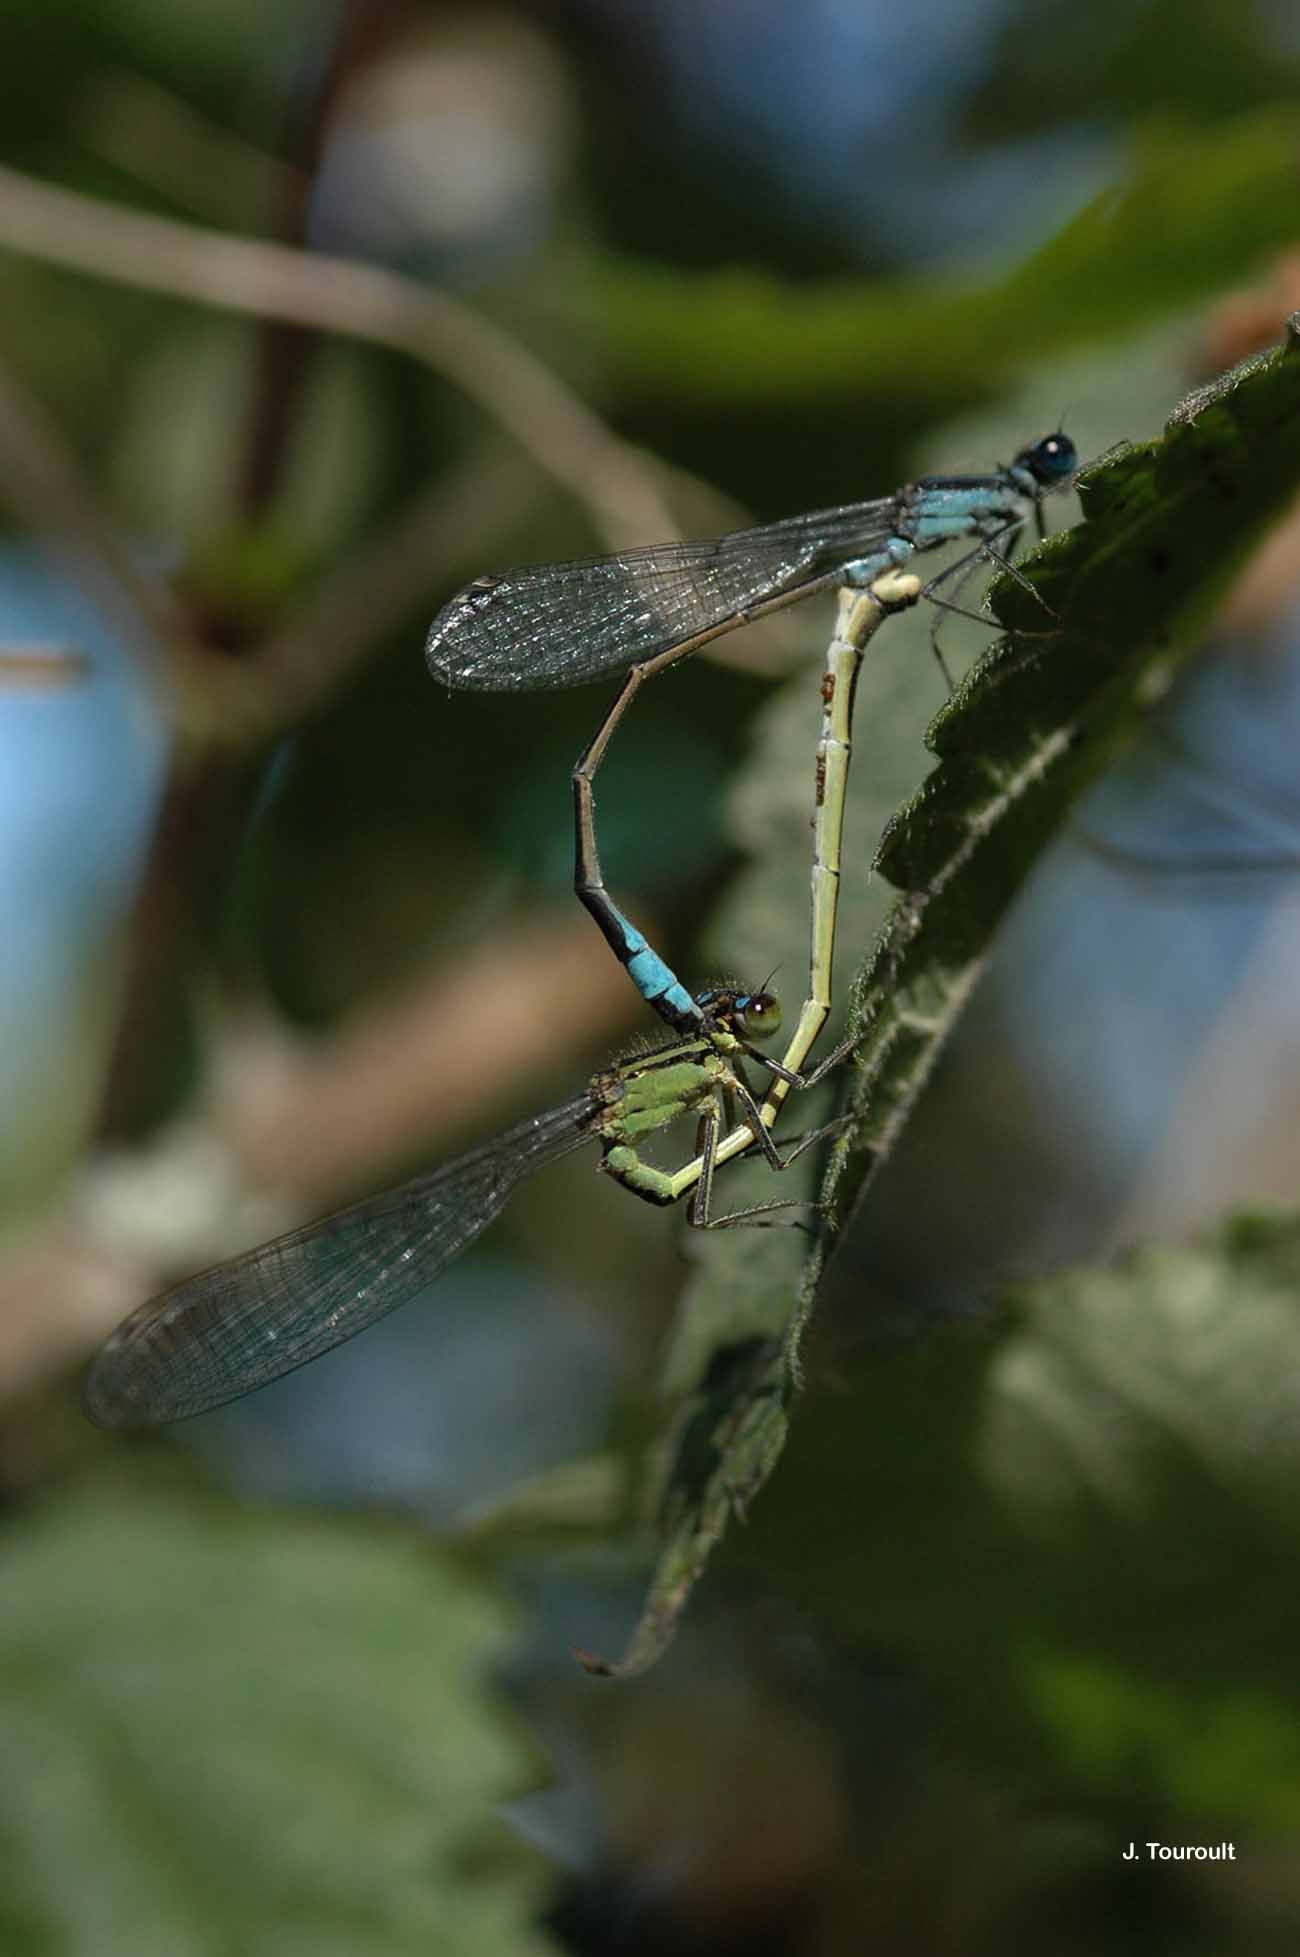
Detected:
[
  {"left": 83, "top": 987, "right": 841, "bottom": 1428},
  {"left": 426, "top": 434, "right": 1077, "bottom": 1042}
]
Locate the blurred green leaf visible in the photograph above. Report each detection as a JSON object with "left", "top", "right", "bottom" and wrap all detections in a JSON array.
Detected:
[
  {"left": 969, "top": 0, "right": 1297, "bottom": 138},
  {"left": 539, "top": 109, "right": 1300, "bottom": 410},
  {"left": 983, "top": 1214, "right": 1300, "bottom": 1537},
  {"left": 1026, "top": 1659, "right": 1300, "bottom": 1831},
  {"left": 997, "top": 1225, "right": 1300, "bottom": 1819},
  {"left": 607, "top": 317, "right": 1300, "bottom": 1673},
  {"left": 0, "top": 1479, "right": 554, "bottom": 1955},
  {"left": 111, "top": 329, "right": 384, "bottom": 569},
  {"left": 748, "top": 1212, "right": 1300, "bottom": 1835}
]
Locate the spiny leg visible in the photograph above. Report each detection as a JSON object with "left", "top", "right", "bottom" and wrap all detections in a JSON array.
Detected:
[
  {"left": 920, "top": 518, "right": 1060, "bottom": 677},
  {"left": 596, "top": 1047, "right": 851, "bottom": 1228},
  {"left": 917, "top": 517, "right": 1031, "bottom": 682},
  {"left": 972, "top": 539, "right": 1061, "bottom": 634},
  {"left": 684, "top": 1090, "right": 839, "bottom": 1231}
]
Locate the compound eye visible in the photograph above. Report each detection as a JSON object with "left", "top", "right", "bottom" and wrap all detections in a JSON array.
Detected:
[
  {"left": 738, "top": 989, "right": 783, "bottom": 1040},
  {"left": 1033, "top": 433, "right": 1077, "bottom": 481}
]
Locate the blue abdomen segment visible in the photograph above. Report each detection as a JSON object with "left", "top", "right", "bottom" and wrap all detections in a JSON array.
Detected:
[
  {"left": 842, "top": 537, "right": 911, "bottom": 587},
  {"left": 606, "top": 906, "right": 703, "bottom": 1030}
]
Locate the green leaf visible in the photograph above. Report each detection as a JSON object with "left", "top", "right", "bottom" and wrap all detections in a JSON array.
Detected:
[
  {"left": 604, "top": 317, "right": 1300, "bottom": 1674},
  {"left": 823, "top": 317, "right": 1300, "bottom": 1274},
  {"left": 0, "top": 1479, "right": 554, "bottom": 1955},
  {"left": 749, "top": 1211, "right": 1300, "bottom": 1831},
  {"left": 983, "top": 1213, "right": 1300, "bottom": 1538}
]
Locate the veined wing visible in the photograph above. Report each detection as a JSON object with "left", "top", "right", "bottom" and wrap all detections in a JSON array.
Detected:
[
  {"left": 83, "top": 1097, "right": 595, "bottom": 1428},
  {"left": 425, "top": 497, "right": 901, "bottom": 691},
  {"left": 1073, "top": 719, "right": 1300, "bottom": 897}
]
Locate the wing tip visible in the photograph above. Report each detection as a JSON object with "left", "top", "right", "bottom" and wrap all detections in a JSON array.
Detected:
[
  {"left": 81, "top": 1294, "right": 185, "bottom": 1431},
  {"left": 81, "top": 1361, "right": 147, "bottom": 1432},
  {"left": 425, "top": 576, "right": 505, "bottom": 688}
]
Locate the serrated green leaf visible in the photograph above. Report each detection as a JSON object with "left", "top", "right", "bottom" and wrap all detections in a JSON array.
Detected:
[
  {"left": 987, "top": 1212, "right": 1300, "bottom": 1829},
  {"left": 744, "top": 1210, "right": 1300, "bottom": 1831},
  {"left": 0, "top": 1481, "right": 554, "bottom": 1956},
  {"left": 982, "top": 1214, "right": 1300, "bottom": 1536},
  {"left": 608, "top": 318, "right": 1300, "bottom": 1674},
  {"left": 824, "top": 320, "right": 1300, "bottom": 1272}
]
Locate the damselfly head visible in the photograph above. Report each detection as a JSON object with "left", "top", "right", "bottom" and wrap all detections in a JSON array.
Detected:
[
  {"left": 735, "top": 989, "right": 782, "bottom": 1041},
  {"left": 695, "top": 986, "right": 783, "bottom": 1041},
  {"left": 1019, "top": 432, "right": 1078, "bottom": 488}
]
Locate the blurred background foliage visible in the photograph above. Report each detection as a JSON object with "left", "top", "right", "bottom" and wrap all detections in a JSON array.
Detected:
[{"left": 3, "top": 0, "right": 1300, "bottom": 1950}]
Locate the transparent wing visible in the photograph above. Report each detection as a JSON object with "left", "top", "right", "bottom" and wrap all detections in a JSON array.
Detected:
[
  {"left": 1074, "top": 828, "right": 1300, "bottom": 890},
  {"left": 83, "top": 1097, "right": 596, "bottom": 1428},
  {"left": 1072, "top": 720, "right": 1300, "bottom": 900},
  {"left": 425, "top": 497, "right": 901, "bottom": 691}
]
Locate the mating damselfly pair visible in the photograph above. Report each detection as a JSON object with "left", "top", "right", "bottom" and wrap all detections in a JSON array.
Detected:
[{"left": 84, "top": 435, "right": 1077, "bottom": 1428}]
